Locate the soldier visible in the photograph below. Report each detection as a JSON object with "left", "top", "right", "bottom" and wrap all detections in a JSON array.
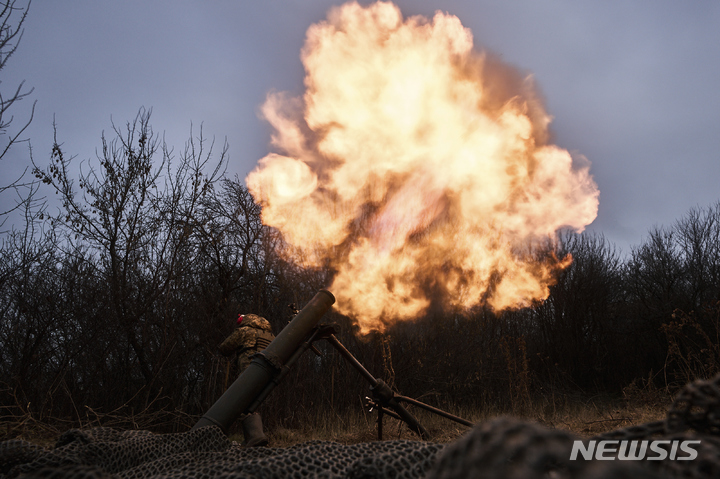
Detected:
[{"left": 219, "top": 313, "right": 275, "bottom": 447}]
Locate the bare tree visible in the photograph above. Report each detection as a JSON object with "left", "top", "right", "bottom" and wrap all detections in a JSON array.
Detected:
[
  {"left": 675, "top": 202, "right": 720, "bottom": 308},
  {"left": 530, "top": 232, "right": 627, "bottom": 389},
  {"left": 31, "top": 108, "right": 227, "bottom": 416},
  {"left": 0, "top": 0, "right": 36, "bottom": 225}
]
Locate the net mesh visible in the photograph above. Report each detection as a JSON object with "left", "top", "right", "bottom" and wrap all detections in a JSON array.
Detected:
[{"left": 4, "top": 373, "right": 720, "bottom": 478}]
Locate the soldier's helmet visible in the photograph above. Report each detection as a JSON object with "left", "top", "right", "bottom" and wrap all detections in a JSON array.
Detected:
[{"left": 237, "top": 313, "right": 272, "bottom": 332}]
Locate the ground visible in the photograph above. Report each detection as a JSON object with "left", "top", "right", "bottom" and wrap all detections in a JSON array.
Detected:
[{"left": 3, "top": 381, "right": 671, "bottom": 447}]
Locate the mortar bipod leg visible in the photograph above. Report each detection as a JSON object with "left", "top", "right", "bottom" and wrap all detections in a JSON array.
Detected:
[
  {"left": 371, "top": 379, "right": 430, "bottom": 440},
  {"left": 377, "top": 405, "right": 383, "bottom": 440},
  {"left": 323, "top": 333, "right": 430, "bottom": 440}
]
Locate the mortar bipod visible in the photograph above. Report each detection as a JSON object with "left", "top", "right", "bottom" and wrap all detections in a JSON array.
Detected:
[{"left": 315, "top": 324, "right": 473, "bottom": 441}]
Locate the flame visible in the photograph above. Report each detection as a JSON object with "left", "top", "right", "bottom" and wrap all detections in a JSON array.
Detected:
[{"left": 247, "top": 1, "right": 599, "bottom": 333}]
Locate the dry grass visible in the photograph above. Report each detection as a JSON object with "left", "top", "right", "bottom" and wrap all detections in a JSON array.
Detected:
[
  {"left": 6, "top": 382, "right": 672, "bottom": 448},
  {"left": 258, "top": 410, "right": 467, "bottom": 448},
  {"left": 255, "top": 382, "right": 672, "bottom": 447},
  {"left": 1, "top": 419, "right": 62, "bottom": 448}
]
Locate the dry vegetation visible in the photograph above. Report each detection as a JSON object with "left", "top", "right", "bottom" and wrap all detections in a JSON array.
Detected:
[
  {"left": 262, "top": 389, "right": 671, "bottom": 448},
  {"left": 3, "top": 376, "right": 673, "bottom": 449}
]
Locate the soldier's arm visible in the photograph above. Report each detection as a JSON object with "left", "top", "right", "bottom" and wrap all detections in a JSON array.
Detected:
[{"left": 219, "top": 329, "right": 251, "bottom": 355}]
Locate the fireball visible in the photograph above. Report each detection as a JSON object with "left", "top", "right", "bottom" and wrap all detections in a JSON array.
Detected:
[{"left": 247, "top": 1, "right": 599, "bottom": 333}]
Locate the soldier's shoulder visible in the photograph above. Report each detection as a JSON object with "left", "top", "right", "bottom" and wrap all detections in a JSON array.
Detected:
[{"left": 242, "top": 314, "right": 273, "bottom": 332}]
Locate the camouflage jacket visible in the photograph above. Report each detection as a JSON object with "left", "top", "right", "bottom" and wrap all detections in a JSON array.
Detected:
[{"left": 218, "top": 314, "right": 274, "bottom": 356}]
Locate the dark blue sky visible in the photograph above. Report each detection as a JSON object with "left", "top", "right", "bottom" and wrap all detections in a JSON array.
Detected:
[{"left": 3, "top": 1, "right": 720, "bottom": 255}]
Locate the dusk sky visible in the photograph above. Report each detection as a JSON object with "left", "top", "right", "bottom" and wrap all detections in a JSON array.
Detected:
[{"left": 3, "top": 1, "right": 719, "bottom": 256}]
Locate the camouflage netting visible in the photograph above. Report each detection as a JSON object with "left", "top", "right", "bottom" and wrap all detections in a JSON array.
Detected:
[{"left": 4, "top": 373, "right": 720, "bottom": 478}]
